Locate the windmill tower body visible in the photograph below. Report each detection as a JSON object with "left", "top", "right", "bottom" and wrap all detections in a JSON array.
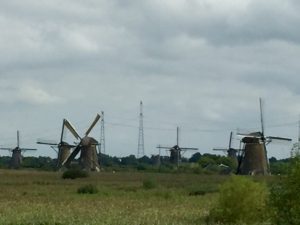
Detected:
[
  {"left": 170, "top": 147, "right": 181, "bottom": 164},
  {"left": 10, "top": 148, "right": 22, "bottom": 169},
  {"left": 57, "top": 143, "right": 72, "bottom": 168},
  {"left": 79, "top": 137, "right": 100, "bottom": 171},
  {"left": 238, "top": 137, "right": 269, "bottom": 175}
]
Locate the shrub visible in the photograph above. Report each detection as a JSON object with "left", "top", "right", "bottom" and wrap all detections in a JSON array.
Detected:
[
  {"left": 270, "top": 158, "right": 300, "bottom": 225},
  {"left": 207, "top": 176, "right": 269, "bottom": 225},
  {"left": 62, "top": 169, "right": 89, "bottom": 179},
  {"left": 77, "top": 184, "right": 98, "bottom": 194},
  {"left": 143, "top": 178, "right": 157, "bottom": 190},
  {"left": 188, "top": 184, "right": 218, "bottom": 196},
  {"left": 137, "top": 164, "right": 147, "bottom": 171}
]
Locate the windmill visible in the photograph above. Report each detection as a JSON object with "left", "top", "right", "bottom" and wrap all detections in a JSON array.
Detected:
[
  {"left": 157, "top": 127, "right": 198, "bottom": 166},
  {"left": 213, "top": 131, "right": 239, "bottom": 160},
  {"left": 61, "top": 114, "right": 101, "bottom": 171},
  {"left": 37, "top": 119, "right": 79, "bottom": 169},
  {"left": 0, "top": 131, "right": 37, "bottom": 169},
  {"left": 237, "top": 98, "right": 292, "bottom": 175}
]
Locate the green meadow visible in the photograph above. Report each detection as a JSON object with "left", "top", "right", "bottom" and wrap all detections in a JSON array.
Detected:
[
  {"left": 0, "top": 169, "right": 281, "bottom": 225},
  {"left": 0, "top": 170, "right": 228, "bottom": 225}
]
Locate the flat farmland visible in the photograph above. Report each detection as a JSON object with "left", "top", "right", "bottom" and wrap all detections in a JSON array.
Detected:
[{"left": 0, "top": 170, "right": 237, "bottom": 225}]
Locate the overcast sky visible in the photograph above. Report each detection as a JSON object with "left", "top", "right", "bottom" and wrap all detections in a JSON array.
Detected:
[{"left": 0, "top": 0, "right": 300, "bottom": 159}]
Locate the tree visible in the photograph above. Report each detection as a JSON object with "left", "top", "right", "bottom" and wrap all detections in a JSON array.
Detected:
[
  {"left": 120, "top": 155, "right": 138, "bottom": 166},
  {"left": 189, "top": 152, "right": 201, "bottom": 163},
  {"left": 270, "top": 157, "right": 300, "bottom": 225},
  {"left": 198, "top": 155, "right": 217, "bottom": 168}
]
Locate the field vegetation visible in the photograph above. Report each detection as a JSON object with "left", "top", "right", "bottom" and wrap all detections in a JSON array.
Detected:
[
  {"left": 0, "top": 154, "right": 297, "bottom": 225},
  {"left": 0, "top": 168, "right": 281, "bottom": 225},
  {"left": 0, "top": 170, "right": 222, "bottom": 225}
]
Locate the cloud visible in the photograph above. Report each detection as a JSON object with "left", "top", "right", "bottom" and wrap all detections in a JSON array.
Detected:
[
  {"left": 18, "top": 85, "right": 62, "bottom": 105},
  {"left": 0, "top": 0, "right": 298, "bottom": 159},
  {"left": 0, "top": 79, "right": 63, "bottom": 105}
]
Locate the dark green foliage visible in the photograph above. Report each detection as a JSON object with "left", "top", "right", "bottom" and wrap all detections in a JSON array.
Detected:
[
  {"left": 138, "top": 155, "right": 152, "bottom": 164},
  {"left": 121, "top": 155, "right": 138, "bottom": 166},
  {"left": 269, "top": 158, "right": 300, "bottom": 225},
  {"left": 189, "top": 152, "right": 201, "bottom": 163},
  {"left": 23, "top": 156, "right": 56, "bottom": 171},
  {"left": 188, "top": 190, "right": 206, "bottom": 196},
  {"left": 207, "top": 176, "right": 268, "bottom": 225},
  {"left": 0, "top": 156, "right": 10, "bottom": 168},
  {"left": 198, "top": 155, "right": 217, "bottom": 168},
  {"left": 62, "top": 169, "right": 89, "bottom": 179},
  {"left": 143, "top": 178, "right": 157, "bottom": 190},
  {"left": 77, "top": 184, "right": 98, "bottom": 194},
  {"left": 198, "top": 154, "right": 237, "bottom": 174},
  {"left": 269, "top": 158, "right": 291, "bottom": 175},
  {"left": 137, "top": 164, "right": 147, "bottom": 171}
]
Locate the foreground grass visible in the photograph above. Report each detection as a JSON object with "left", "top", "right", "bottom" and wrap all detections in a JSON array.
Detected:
[{"left": 0, "top": 170, "right": 274, "bottom": 225}]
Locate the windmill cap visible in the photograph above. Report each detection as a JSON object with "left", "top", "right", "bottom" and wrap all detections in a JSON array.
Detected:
[{"left": 81, "top": 137, "right": 98, "bottom": 146}]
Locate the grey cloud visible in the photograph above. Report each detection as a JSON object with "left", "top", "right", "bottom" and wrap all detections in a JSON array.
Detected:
[{"left": 0, "top": 0, "right": 298, "bottom": 159}]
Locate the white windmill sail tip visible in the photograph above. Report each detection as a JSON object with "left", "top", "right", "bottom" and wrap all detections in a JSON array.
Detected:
[
  {"left": 64, "top": 119, "right": 81, "bottom": 140},
  {"left": 85, "top": 114, "right": 101, "bottom": 136}
]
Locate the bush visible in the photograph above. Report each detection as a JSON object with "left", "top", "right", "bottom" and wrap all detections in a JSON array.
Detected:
[
  {"left": 62, "top": 169, "right": 89, "bottom": 179},
  {"left": 270, "top": 158, "right": 300, "bottom": 225},
  {"left": 188, "top": 184, "right": 218, "bottom": 196},
  {"left": 207, "top": 176, "right": 269, "bottom": 225},
  {"left": 143, "top": 178, "right": 157, "bottom": 190},
  {"left": 77, "top": 184, "right": 98, "bottom": 194}
]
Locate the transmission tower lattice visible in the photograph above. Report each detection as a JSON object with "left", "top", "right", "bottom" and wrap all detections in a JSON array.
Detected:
[
  {"left": 291, "top": 116, "right": 300, "bottom": 158},
  {"left": 137, "top": 101, "right": 145, "bottom": 158},
  {"left": 100, "top": 111, "right": 105, "bottom": 154}
]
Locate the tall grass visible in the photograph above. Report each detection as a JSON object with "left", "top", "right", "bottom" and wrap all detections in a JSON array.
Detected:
[{"left": 0, "top": 169, "right": 278, "bottom": 225}]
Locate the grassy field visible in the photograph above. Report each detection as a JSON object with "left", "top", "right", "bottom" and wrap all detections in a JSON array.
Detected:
[{"left": 0, "top": 169, "right": 274, "bottom": 225}]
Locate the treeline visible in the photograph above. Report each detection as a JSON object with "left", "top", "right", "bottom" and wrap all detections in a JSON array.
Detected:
[{"left": 0, "top": 153, "right": 292, "bottom": 174}]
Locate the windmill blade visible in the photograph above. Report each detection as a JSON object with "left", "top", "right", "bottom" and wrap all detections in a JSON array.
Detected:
[
  {"left": 21, "top": 148, "right": 37, "bottom": 151},
  {"left": 213, "top": 148, "right": 228, "bottom": 152},
  {"left": 0, "top": 147, "right": 12, "bottom": 151},
  {"left": 156, "top": 146, "right": 172, "bottom": 149},
  {"left": 259, "top": 97, "right": 265, "bottom": 136},
  {"left": 85, "top": 114, "right": 101, "bottom": 136},
  {"left": 17, "top": 130, "right": 20, "bottom": 148},
  {"left": 60, "top": 119, "right": 66, "bottom": 143},
  {"left": 176, "top": 127, "right": 179, "bottom": 146},
  {"left": 50, "top": 146, "right": 58, "bottom": 153},
  {"left": 267, "top": 136, "right": 292, "bottom": 143},
  {"left": 62, "top": 144, "right": 81, "bottom": 166},
  {"left": 64, "top": 119, "right": 81, "bottom": 140},
  {"left": 37, "top": 139, "right": 59, "bottom": 146},
  {"left": 229, "top": 131, "right": 233, "bottom": 149},
  {"left": 180, "top": 147, "right": 198, "bottom": 150},
  {"left": 60, "top": 143, "right": 77, "bottom": 148}
]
